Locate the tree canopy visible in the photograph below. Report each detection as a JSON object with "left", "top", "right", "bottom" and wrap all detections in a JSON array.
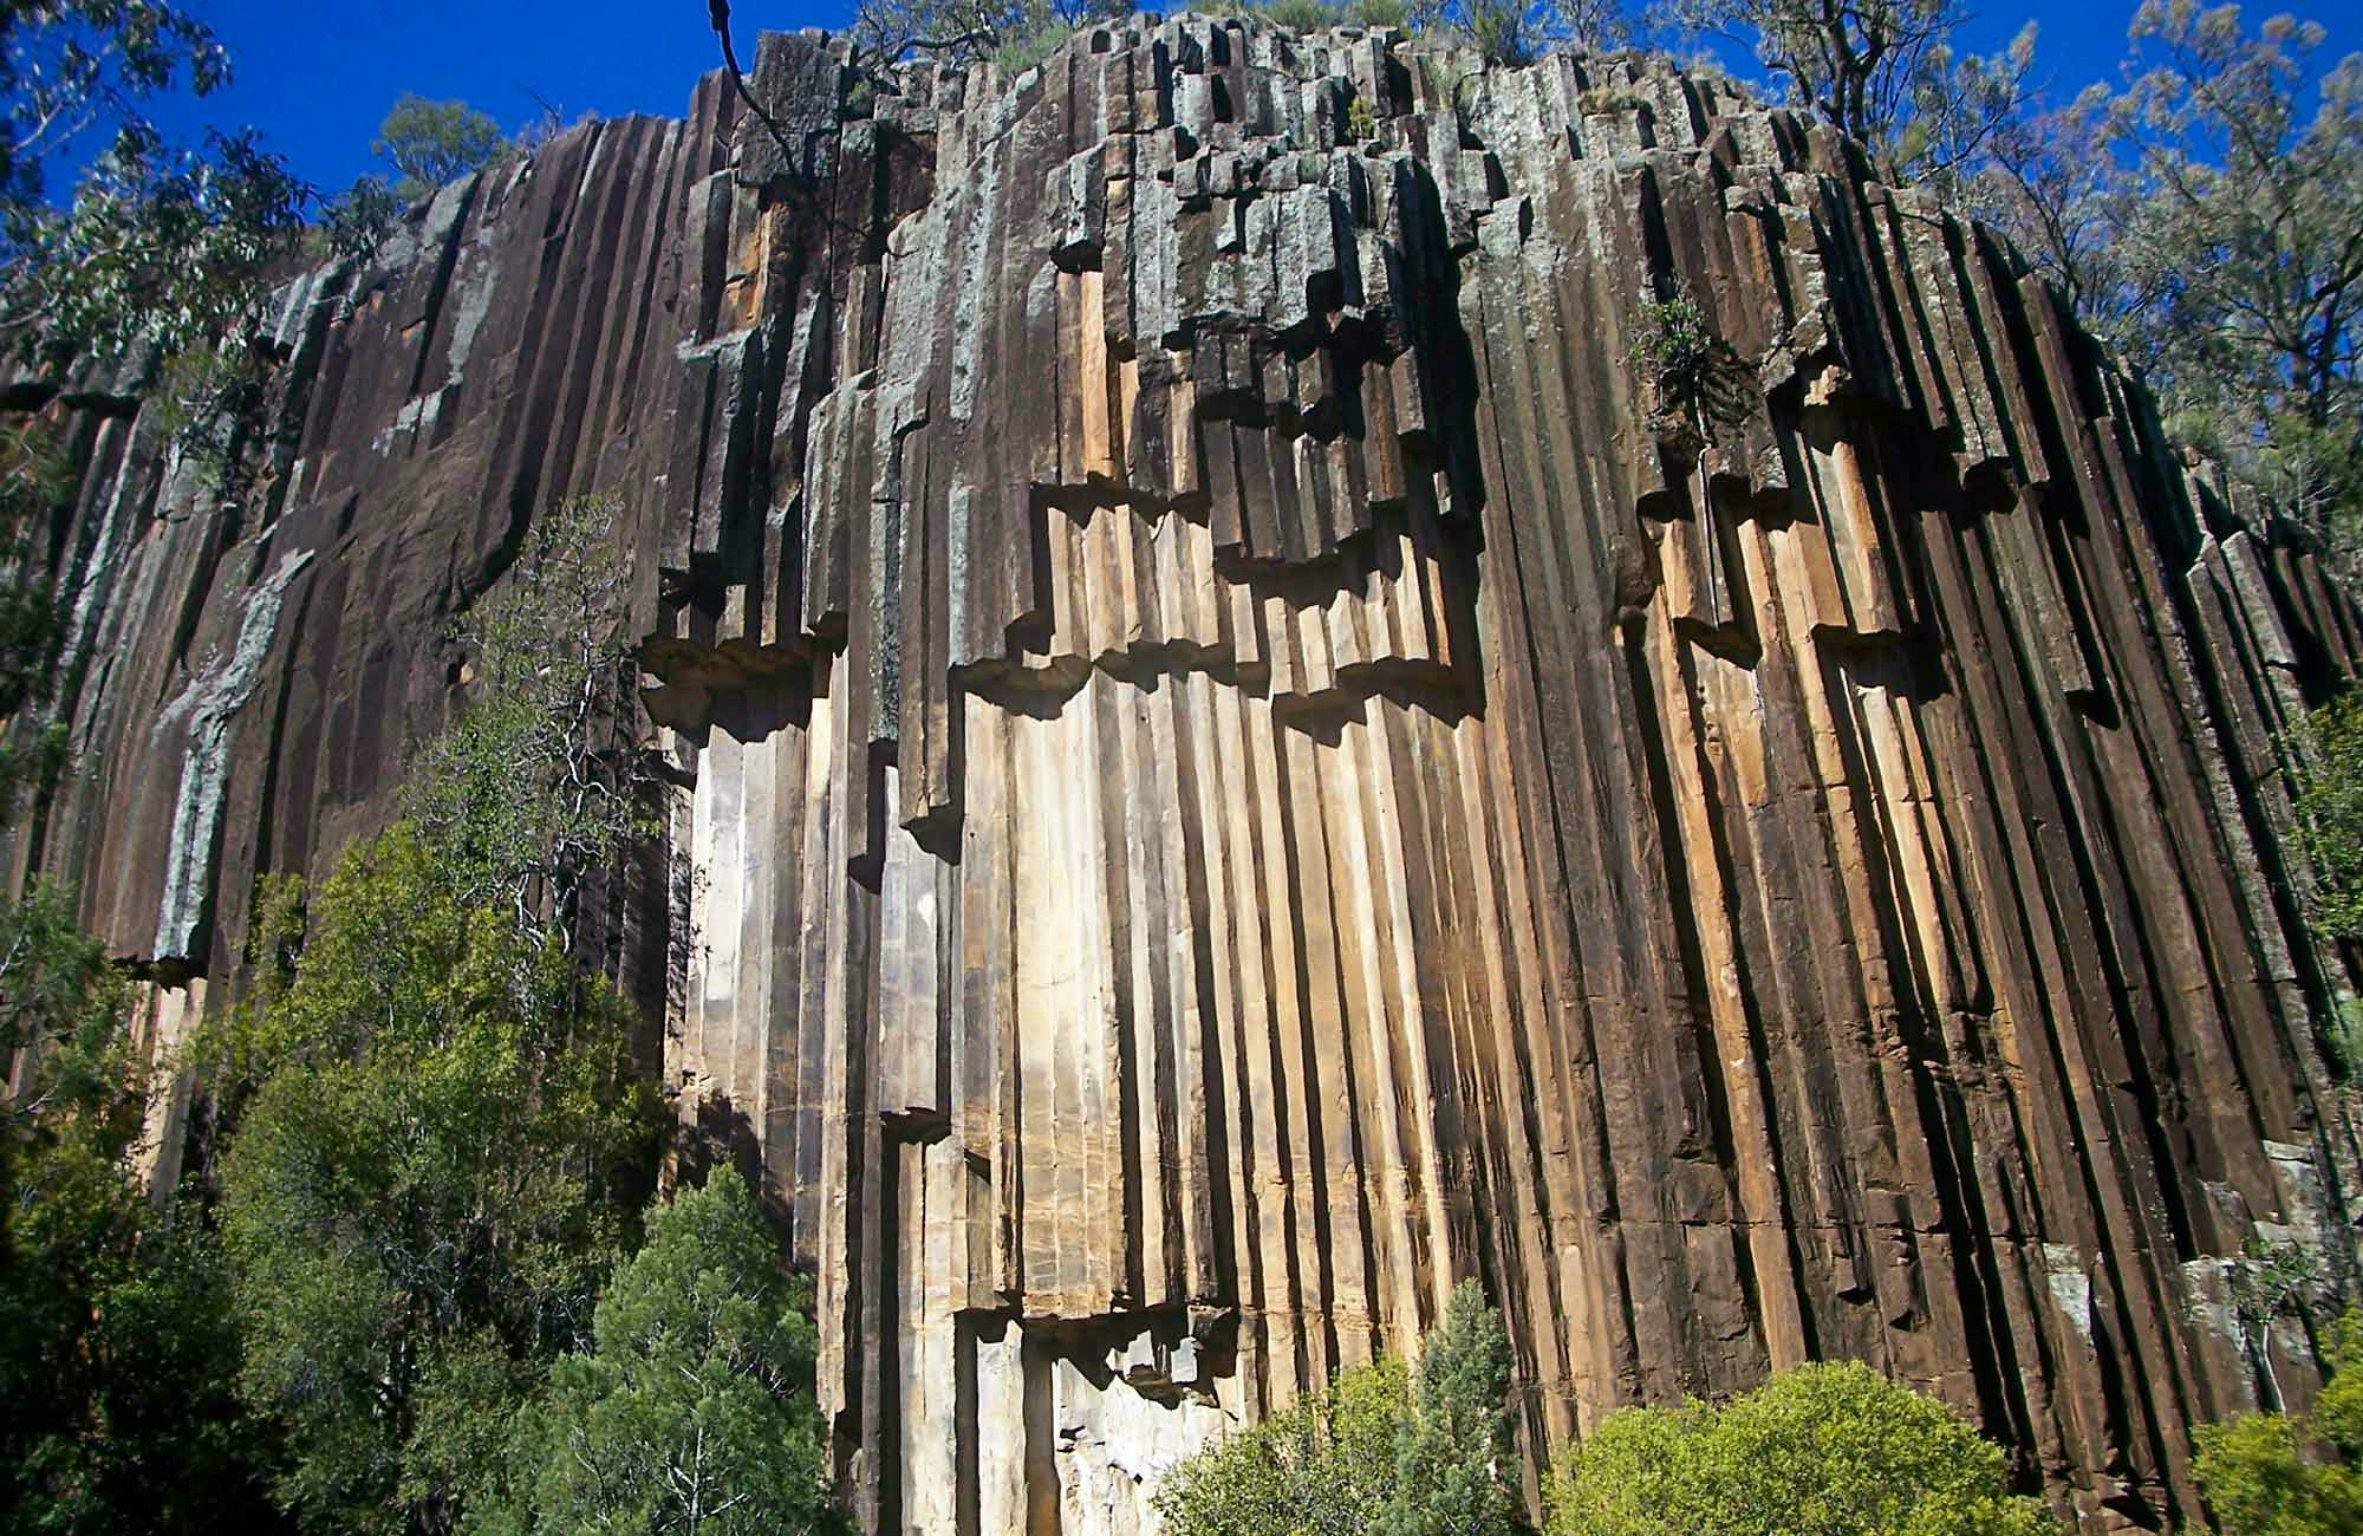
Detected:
[
  {"left": 215, "top": 823, "right": 657, "bottom": 1536},
  {"left": 373, "top": 94, "right": 507, "bottom": 202},
  {"left": 1546, "top": 1361, "right": 2061, "bottom": 1536},
  {"left": 0, "top": 1, "right": 302, "bottom": 369},
  {"left": 487, "top": 1167, "right": 842, "bottom": 1536}
]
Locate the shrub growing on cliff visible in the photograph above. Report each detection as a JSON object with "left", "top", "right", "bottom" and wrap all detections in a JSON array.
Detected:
[
  {"left": 404, "top": 495, "right": 656, "bottom": 953},
  {"left": 1630, "top": 286, "right": 1713, "bottom": 417},
  {"left": 319, "top": 174, "right": 407, "bottom": 261},
  {"left": 2193, "top": 1306, "right": 2363, "bottom": 1536},
  {"left": 482, "top": 1166, "right": 840, "bottom": 1536},
  {"left": 0, "top": 427, "right": 78, "bottom": 823},
  {"left": 1546, "top": 1360, "right": 2057, "bottom": 1536},
  {"left": 1156, "top": 1280, "right": 1523, "bottom": 1536},
  {"left": 2296, "top": 692, "right": 2363, "bottom": 950}
]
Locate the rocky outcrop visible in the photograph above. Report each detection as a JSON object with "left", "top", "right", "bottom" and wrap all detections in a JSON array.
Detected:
[{"left": 18, "top": 16, "right": 2363, "bottom": 1533}]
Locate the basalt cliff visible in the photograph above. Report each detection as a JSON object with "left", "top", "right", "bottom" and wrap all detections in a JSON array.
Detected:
[{"left": 16, "top": 15, "right": 2363, "bottom": 1534}]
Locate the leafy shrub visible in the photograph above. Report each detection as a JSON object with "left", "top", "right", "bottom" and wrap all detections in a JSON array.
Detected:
[
  {"left": 0, "top": 877, "right": 285, "bottom": 1531},
  {"left": 2297, "top": 692, "right": 2363, "bottom": 947},
  {"left": 1546, "top": 1360, "right": 2059, "bottom": 1536},
  {"left": 0, "top": 1141, "right": 278, "bottom": 1531},
  {"left": 1629, "top": 284, "right": 1714, "bottom": 414},
  {"left": 1, "top": 0, "right": 306, "bottom": 373},
  {"left": 319, "top": 174, "right": 406, "bottom": 262},
  {"left": 2195, "top": 1307, "right": 2363, "bottom": 1536},
  {"left": 404, "top": 495, "right": 655, "bottom": 951},
  {"left": 1156, "top": 1281, "right": 1522, "bottom": 1536},
  {"left": 1466, "top": 0, "right": 1540, "bottom": 64},
  {"left": 1157, "top": 1356, "right": 1410, "bottom": 1536},
  {"left": 989, "top": 19, "right": 1075, "bottom": 75}
]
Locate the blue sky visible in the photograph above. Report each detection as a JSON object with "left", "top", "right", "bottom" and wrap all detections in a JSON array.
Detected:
[{"left": 143, "top": 0, "right": 2358, "bottom": 198}]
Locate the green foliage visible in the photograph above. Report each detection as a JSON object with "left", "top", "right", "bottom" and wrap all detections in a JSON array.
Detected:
[
  {"left": 147, "top": 336, "right": 280, "bottom": 501},
  {"left": 484, "top": 1167, "right": 841, "bottom": 1536},
  {"left": 0, "top": 1183, "right": 280, "bottom": 1534},
  {"left": 320, "top": 174, "right": 407, "bottom": 262},
  {"left": 1630, "top": 286, "right": 1714, "bottom": 412},
  {"left": 0, "top": 2, "right": 226, "bottom": 200},
  {"left": 0, "top": 3, "right": 304, "bottom": 370},
  {"left": 1464, "top": 0, "right": 1543, "bottom": 65},
  {"left": 2195, "top": 1309, "right": 2363, "bottom": 1536},
  {"left": 4, "top": 126, "right": 302, "bottom": 368},
  {"left": 1633, "top": 2, "right": 2362, "bottom": 577},
  {"left": 2106, "top": 3, "right": 2363, "bottom": 568},
  {"left": 1156, "top": 1280, "right": 1522, "bottom": 1536},
  {"left": 1426, "top": 50, "right": 1481, "bottom": 108},
  {"left": 1971, "top": 81, "right": 2124, "bottom": 317},
  {"left": 2232, "top": 1236, "right": 2331, "bottom": 1343},
  {"left": 0, "top": 877, "right": 285, "bottom": 1532},
  {"left": 988, "top": 13, "right": 1079, "bottom": 76},
  {"left": 1157, "top": 1356, "right": 1411, "bottom": 1536},
  {"left": 0, "top": 882, "right": 129, "bottom": 1145},
  {"left": 1207, "top": 0, "right": 1425, "bottom": 40},
  {"left": 2296, "top": 692, "right": 2363, "bottom": 948},
  {"left": 0, "top": 428, "right": 71, "bottom": 828},
  {"left": 404, "top": 496, "right": 657, "bottom": 951},
  {"left": 1387, "top": 1281, "right": 1522, "bottom": 1536},
  {"left": 373, "top": 94, "right": 506, "bottom": 203},
  {"left": 1890, "top": 22, "right": 2038, "bottom": 197},
  {"left": 217, "top": 823, "right": 658, "bottom": 1536},
  {"left": 1550, "top": 1351, "right": 2051, "bottom": 1531},
  {"left": 1157, "top": 1351, "right": 1408, "bottom": 1531},
  {"left": 1966, "top": 4, "right": 2363, "bottom": 575},
  {"left": 1546, "top": 1361, "right": 2059, "bottom": 1536}
]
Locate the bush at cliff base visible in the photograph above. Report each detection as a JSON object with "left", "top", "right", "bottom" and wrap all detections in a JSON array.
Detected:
[
  {"left": 216, "top": 824, "right": 658, "bottom": 1536},
  {"left": 1545, "top": 1361, "right": 2059, "bottom": 1536},
  {"left": 2194, "top": 1307, "right": 2363, "bottom": 1536},
  {"left": 1152, "top": 1280, "right": 1524, "bottom": 1536},
  {"left": 480, "top": 1166, "right": 843, "bottom": 1536}
]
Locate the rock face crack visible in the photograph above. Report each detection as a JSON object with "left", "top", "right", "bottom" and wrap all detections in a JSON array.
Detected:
[{"left": 20, "top": 18, "right": 2363, "bottom": 1535}]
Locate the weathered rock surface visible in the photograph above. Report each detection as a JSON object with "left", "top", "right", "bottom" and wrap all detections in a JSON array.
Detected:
[{"left": 18, "top": 17, "right": 2363, "bottom": 1533}]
